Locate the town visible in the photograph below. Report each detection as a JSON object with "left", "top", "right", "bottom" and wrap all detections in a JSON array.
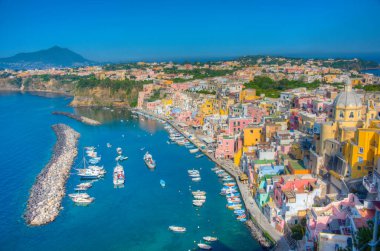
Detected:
[{"left": 1, "top": 55, "right": 380, "bottom": 250}]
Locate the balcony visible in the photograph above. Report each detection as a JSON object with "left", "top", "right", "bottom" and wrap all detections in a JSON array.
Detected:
[{"left": 363, "top": 175, "right": 377, "bottom": 194}]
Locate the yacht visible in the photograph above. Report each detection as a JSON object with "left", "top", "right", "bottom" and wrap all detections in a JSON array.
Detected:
[
  {"left": 168, "top": 226, "right": 186, "bottom": 233},
  {"left": 203, "top": 236, "right": 218, "bottom": 242},
  {"left": 143, "top": 152, "right": 156, "bottom": 169},
  {"left": 197, "top": 243, "right": 212, "bottom": 250}
]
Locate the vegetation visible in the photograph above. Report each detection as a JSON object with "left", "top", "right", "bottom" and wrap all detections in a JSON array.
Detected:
[
  {"left": 163, "top": 68, "right": 234, "bottom": 79},
  {"left": 355, "top": 84, "right": 380, "bottom": 92},
  {"left": 244, "top": 76, "right": 320, "bottom": 98},
  {"left": 147, "top": 89, "right": 161, "bottom": 102},
  {"left": 290, "top": 218, "right": 307, "bottom": 241},
  {"left": 192, "top": 90, "right": 216, "bottom": 95}
]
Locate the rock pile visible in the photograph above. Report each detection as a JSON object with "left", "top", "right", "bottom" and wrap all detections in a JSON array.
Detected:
[{"left": 25, "top": 124, "right": 79, "bottom": 226}]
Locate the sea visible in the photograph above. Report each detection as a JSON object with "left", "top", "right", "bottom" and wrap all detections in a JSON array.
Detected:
[{"left": 0, "top": 92, "right": 261, "bottom": 251}]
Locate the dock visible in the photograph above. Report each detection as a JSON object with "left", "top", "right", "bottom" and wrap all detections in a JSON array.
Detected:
[
  {"left": 134, "top": 109, "right": 288, "bottom": 250},
  {"left": 52, "top": 111, "right": 101, "bottom": 126},
  {"left": 25, "top": 124, "right": 80, "bottom": 226}
]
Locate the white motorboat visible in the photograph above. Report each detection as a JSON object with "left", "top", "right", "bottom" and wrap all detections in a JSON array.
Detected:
[
  {"left": 192, "top": 177, "right": 201, "bottom": 182},
  {"left": 144, "top": 151, "right": 156, "bottom": 169},
  {"left": 116, "top": 147, "right": 122, "bottom": 155},
  {"left": 68, "top": 193, "right": 90, "bottom": 199},
  {"left": 113, "top": 164, "right": 125, "bottom": 186},
  {"left": 72, "top": 196, "right": 94, "bottom": 205},
  {"left": 194, "top": 195, "right": 206, "bottom": 200},
  {"left": 192, "top": 190, "right": 206, "bottom": 196},
  {"left": 169, "top": 226, "right": 186, "bottom": 233},
  {"left": 189, "top": 148, "right": 199, "bottom": 154},
  {"left": 203, "top": 236, "right": 218, "bottom": 242},
  {"left": 198, "top": 243, "right": 212, "bottom": 250}
]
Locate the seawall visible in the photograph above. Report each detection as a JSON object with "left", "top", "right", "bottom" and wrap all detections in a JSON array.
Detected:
[
  {"left": 52, "top": 111, "right": 101, "bottom": 126},
  {"left": 25, "top": 124, "right": 80, "bottom": 226}
]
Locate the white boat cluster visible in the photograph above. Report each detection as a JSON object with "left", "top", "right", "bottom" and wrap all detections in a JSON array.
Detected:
[
  {"left": 191, "top": 189, "right": 206, "bottom": 207},
  {"left": 69, "top": 146, "right": 105, "bottom": 205},
  {"left": 212, "top": 167, "right": 247, "bottom": 223},
  {"left": 188, "top": 168, "right": 202, "bottom": 182},
  {"left": 25, "top": 124, "right": 80, "bottom": 226}
]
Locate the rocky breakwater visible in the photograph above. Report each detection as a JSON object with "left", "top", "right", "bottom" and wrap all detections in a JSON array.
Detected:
[
  {"left": 25, "top": 124, "right": 80, "bottom": 226},
  {"left": 52, "top": 111, "right": 101, "bottom": 126}
]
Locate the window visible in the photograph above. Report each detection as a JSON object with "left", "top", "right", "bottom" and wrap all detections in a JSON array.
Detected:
[
  {"left": 359, "top": 147, "right": 364, "bottom": 154},
  {"left": 358, "top": 166, "right": 361, "bottom": 170},
  {"left": 349, "top": 112, "right": 354, "bottom": 118},
  {"left": 340, "top": 111, "right": 344, "bottom": 118},
  {"left": 250, "top": 130, "right": 253, "bottom": 133},
  {"left": 358, "top": 157, "right": 363, "bottom": 163}
]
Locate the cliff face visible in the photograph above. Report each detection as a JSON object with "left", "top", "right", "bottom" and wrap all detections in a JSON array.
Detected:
[
  {"left": 71, "top": 87, "right": 130, "bottom": 107},
  {"left": 0, "top": 77, "right": 141, "bottom": 107}
]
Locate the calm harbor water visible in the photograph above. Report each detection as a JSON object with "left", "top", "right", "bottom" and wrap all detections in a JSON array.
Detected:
[
  {"left": 0, "top": 92, "right": 261, "bottom": 251},
  {"left": 361, "top": 68, "right": 380, "bottom": 76}
]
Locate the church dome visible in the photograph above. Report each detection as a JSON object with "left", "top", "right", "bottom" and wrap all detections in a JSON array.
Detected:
[{"left": 333, "top": 82, "right": 362, "bottom": 109}]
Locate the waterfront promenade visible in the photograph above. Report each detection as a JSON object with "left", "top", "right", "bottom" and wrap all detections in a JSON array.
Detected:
[
  {"left": 25, "top": 124, "right": 79, "bottom": 226},
  {"left": 135, "top": 109, "right": 289, "bottom": 250}
]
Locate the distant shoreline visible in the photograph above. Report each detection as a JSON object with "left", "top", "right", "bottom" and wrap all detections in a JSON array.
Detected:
[{"left": 0, "top": 88, "right": 73, "bottom": 97}]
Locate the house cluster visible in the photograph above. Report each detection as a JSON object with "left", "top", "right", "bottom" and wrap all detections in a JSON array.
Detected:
[{"left": 138, "top": 74, "right": 380, "bottom": 250}]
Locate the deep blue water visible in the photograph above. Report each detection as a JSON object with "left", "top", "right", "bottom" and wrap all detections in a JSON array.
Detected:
[
  {"left": 0, "top": 92, "right": 261, "bottom": 251},
  {"left": 361, "top": 69, "right": 380, "bottom": 76}
]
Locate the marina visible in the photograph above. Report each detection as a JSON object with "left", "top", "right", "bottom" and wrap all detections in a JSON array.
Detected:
[{"left": 1, "top": 93, "right": 261, "bottom": 251}]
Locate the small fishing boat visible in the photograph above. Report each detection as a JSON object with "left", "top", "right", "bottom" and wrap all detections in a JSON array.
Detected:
[
  {"left": 197, "top": 243, "right": 212, "bottom": 250},
  {"left": 194, "top": 195, "right": 206, "bottom": 200},
  {"left": 192, "top": 177, "right": 201, "bottom": 182},
  {"left": 169, "top": 226, "right": 186, "bottom": 233},
  {"left": 203, "top": 236, "right": 218, "bottom": 242},
  {"left": 234, "top": 209, "right": 245, "bottom": 214},
  {"left": 106, "top": 143, "right": 112, "bottom": 148},
  {"left": 69, "top": 193, "right": 90, "bottom": 199},
  {"left": 189, "top": 173, "right": 200, "bottom": 178},
  {"left": 72, "top": 196, "right": 94, "bottom": 205},
  {"left": 143, "top": 151, "right": 156, "bottom": 169},
  {"left": 189, "top": 148, "right": 199, "bottom": 154},
  {"left": 195, "top": 153, "right": 205, "bottom": 158},
  {"left": 113, "top": 164, "right": 125, "bottom": 186},
  {"left": 239, "top": 218, "right": 247, "bottom": 222},
  {"left": 237, "top": 214, "right": 246, "bottom": 219},
  {"left": 75, "top": 182, "right": 92, "bottom": 191},
  {"left": 116, "top": 147, "right": 122, "bottom": 155},
  {"left": 192, "top": 190, "right": 206, "bottom": 196},
  {"left": 140, "top": 147, "right": 145, "bottom": 151},
  {"left": 160, "top": 179, "right": 166, "bottom": 188},
  {"left": 188, "top": 169, "right": 199, "bottom": 175},
  {"left": 193, "top": 201, "right": 204, "bottom": 207},
  {"left": 224, "top": 182, "right": 237, "bottom": 187}
]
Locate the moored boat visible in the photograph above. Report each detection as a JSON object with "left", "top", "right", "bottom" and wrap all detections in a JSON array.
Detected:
[
  {"left": 203, "top": 236, "right": 218, "bottom": 242},
  {"left": 113, "top": 164, "right": 125, "bottom": 186},
  {"left": 192, "top": 190, "right": 206, "bottom": 196},
  {"left": 189, "top": 148, "right": 199, "bottom": 154},
  {"left": 197, "top": 243, "right": 212, "bottom": 250},
  {"left": 169, "top": 226, "right": 186, "bottom": 232},
  {"left": 71, "top": 196, "right": 94, "bottom": 205},
  {"left": 192, "top": 177, "right": 201, "bottom": 182},
  {"left": 195, "top": 153, "right": 205, "bottom": 158},
  {"left": 143, "top": 151, "right": 156, "bottom": 169}
]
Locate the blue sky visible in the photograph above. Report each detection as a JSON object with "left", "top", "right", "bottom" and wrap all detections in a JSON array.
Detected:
[{"left": 0, "top": 0, "right": 379, "bottom": 61}]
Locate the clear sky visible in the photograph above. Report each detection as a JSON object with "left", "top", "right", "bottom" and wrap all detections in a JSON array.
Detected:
[{"left": 0, "top": 0, "right": 379, "bottom": 61}]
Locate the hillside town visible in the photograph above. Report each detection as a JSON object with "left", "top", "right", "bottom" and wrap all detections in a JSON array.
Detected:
[{"left": 2, "top": 56, "right": 380, "bottom": 250}]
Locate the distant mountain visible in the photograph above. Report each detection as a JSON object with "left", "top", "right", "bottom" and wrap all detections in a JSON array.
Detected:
[{"left": 0, "top": 46, "right": 94, "bottom": 69}]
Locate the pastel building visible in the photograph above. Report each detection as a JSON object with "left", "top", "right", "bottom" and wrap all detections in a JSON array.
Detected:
[
  {"left": 227, "top": 117, "right": 254, "bottom": 135},
  {"left": 215, "top": 134, "right": 235, "bottom": 159},
  {"left": 273, "top": 175, "right": 323, "bottom": 226}
]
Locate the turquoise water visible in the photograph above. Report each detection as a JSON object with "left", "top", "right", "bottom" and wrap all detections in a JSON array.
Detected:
[{"left": 0, "top": 92, "right": 261, "bottom": 251}]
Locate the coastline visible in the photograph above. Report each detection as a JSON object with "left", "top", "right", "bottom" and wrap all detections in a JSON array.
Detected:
[
  {"left": 133, "top": 108, "right": 287, "bottom": 250},
  {"left": 25, "top": 124, "right": 79, "bottom": 226},
  {"left": 0, "top": 88, "right": 73, "bottom": 97}
]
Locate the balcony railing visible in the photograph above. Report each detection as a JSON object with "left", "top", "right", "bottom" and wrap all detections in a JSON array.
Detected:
[{"left": 363, "top": 175, "right": 377, "bottom": 194}]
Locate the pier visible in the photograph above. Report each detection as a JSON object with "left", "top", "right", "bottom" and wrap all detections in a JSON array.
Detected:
[
  {"left": 25, "top": 124, "right": 80, "bottom": 226},
  {"left": 134, "top": 109, "right": 288, "bottom": 250},
  {"left": 52, "top": 111, "right": 101, "bottom": 126}
]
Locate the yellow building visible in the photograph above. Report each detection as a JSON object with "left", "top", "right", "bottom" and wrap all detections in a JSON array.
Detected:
[
  {"left": 161, "top": 99, "right": 173, "bottom": 106},
  {"left": 243, "top": 126, "right": 263, "bottom": 147},
  {"left": 240, "top": 89, "right": 257, "bottom": 102},
  {"left": 199, "top": 99, "right": 215, "bottom": 117},
  {"left": 343, "top": 120, "right": 380, "bottom": 179}
]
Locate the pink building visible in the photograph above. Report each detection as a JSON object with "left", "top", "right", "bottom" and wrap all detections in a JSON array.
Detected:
[
  {"left": 173, "top": 110, "right": 192, "bottom": 123},
  {"left": 146, "top": 100, "right": 161, "bottom": 111},
  {"left": 247, "top": 106, "right": 267, "bottom": 123},
  {"left": 227, "top": 117, "right": 254, "bottom": 134},
  {"left": 294, "top": 95, "right": 314, "bottom": 109},
  {"left": 171, "top": 83, "right": 194, "bottom": 91},
  {"left": 305, "top": 193, "right": 374, "bottom": 251},
  {"left": 215, "top": 134, "right": 235, "bottom": 159}
]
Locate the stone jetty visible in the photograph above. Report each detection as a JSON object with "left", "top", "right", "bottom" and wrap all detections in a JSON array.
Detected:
[
  {"left": 52, "top": 111, "right": 101, "bottom": 126},
  {"left": 25, "top": 124, "right": 80, "bottom": 226}
]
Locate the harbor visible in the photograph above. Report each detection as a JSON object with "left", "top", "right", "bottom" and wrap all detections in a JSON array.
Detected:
[
  {"left": 52, "top": 111, "right": 101, "bottom": 126},
  {"left": 133, "top": 108, "right": 282, "bottom": 249},
  {"left": 25, "top": 123, "right": 80, "bottom": 226}
]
